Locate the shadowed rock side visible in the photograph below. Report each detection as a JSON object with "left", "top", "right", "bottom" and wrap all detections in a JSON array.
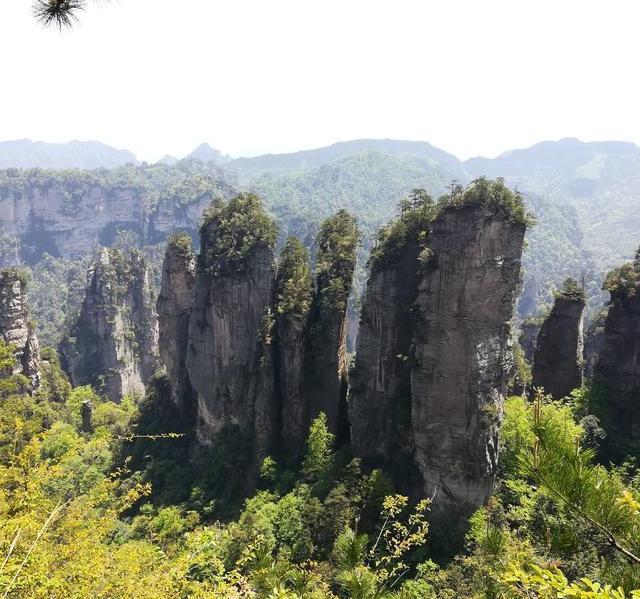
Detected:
[
  {"left": 303, "top": 210, "right": 358, "bottom": 440},
  {"left": 519, "top": 318, "right": 541, "bottom": 364},
  {"left": 349, "top": 239, "right": 421, "bottom": 462},
  {"left": 411, "top": 202, "right": 526, "bottom": 526},
  {"left": 157, "top": 234, "right": 196, "bottom": 418},
  {"left": 531, "top": 281, "right": 586, "bottom": 399},
  {"left": 62, "top": 248, "right": 159, "bottom": 402},
  {"left": 583, "top": 309, "right": 607, "bottom": 380},
  {"left": 186, "top": 195, "right": 278, "bottom": 463},
  {"left": 594, "top": 249, "right": 640, "bottom": 459},
  {"left": 0, "top": 268, "right": 40, "bottom": 385},
  {"left": 273, "top": 238, "right": 314, "bottom": 455}
]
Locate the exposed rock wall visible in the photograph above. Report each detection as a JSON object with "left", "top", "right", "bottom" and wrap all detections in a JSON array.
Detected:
[
  {"left": 594, "top": 253, "right": 640, "bottom": 457},
  {"left": 302, "top": 210, "right": 358, "bottom": 439},
  {"left": 157, "top": 236, "right": 196, "bottom": 417},
  {"left": 532, "top": 288, "right": 585, "bottom": 399},
  {"left": 584, "top": 309, "right": 607, "bottom": 379},
  {"left": 186, "top": 214, "right": 276, "bottom": 460},
  {"left": 62, "top": 248, "right": 159, "bottom": 402},
  {"left": 273, "top": 238, "right": 314, "bottom": 455},
  {"left": 349, "top": 240, "right": 420, "bottom": 461},
  {"left": 519, "top": 319, "right": 541, "bottom": 364},
  {"left": 0, "top": 268, "right": 40, "bottom": 385},
  {"left": 0, "top": 169, "right": 233, "bottom": 263},
  {"left": 411, "top": 203, "right": 525, "bottom": 523}
]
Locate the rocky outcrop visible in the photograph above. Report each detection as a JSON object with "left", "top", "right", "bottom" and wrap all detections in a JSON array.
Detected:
[
  {"left": 273, "top": 238, "right": 314, "bottom": 455},
  {"left": 584, "top": 309, "right": 607, "bottom": 379},
  {"left": 0, "top": 268, "right": 40, "bottom": 385},
  {"left": 186, "top": 194, "right": 278, "bottom": 463},
  {"left": 594, "top": 250, "right": 640, "bottom": 458},
  {"left": 157, "top": 234, "right": 196, "bottom": 417},
  {"left": 62, "top": 248, "right": 159, "bottom": 402},
  {"left": 303, "top": 210, "right": 358, "bottom": 440},
  {"left": 411, "top": 199, "right": 526, "bottom": 527},
  {"left": 531, "top": 281, "right": 586, "bottom": 399},
  {"left": 519, "top": 317, "right": 541, "bottom": 364},
  {"left": 0, "top": 167, "right": 233, "bottom": 263},
  {"left": 349, "top": 239, "right": 421, "bottom": 462}
]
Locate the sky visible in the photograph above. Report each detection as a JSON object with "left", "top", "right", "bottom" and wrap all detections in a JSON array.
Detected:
[{"left": 0, "top": 0, "right": 638, "bottom": 163}]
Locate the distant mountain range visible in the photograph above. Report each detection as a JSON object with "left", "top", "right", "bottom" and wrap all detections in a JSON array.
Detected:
[
  {"left": 2, "top": 136, "right": 639, "bottom": 304},
  {"left": 0, "top": 139, "right": 139, "bottom": 169}
]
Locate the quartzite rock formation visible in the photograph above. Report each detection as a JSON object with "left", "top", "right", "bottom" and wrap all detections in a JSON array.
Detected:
[
  {"left": 157, "top": 234, "right": 196, "bottom": 418},
  {"left": 531, "top": 280, "right": 586, "bottom": 399},
  {"left": 349, "top": 181, "right": 528, "bottom": 535},
  {"left": 0, "top": 268, "right": 40, "bottom": 385},
  {"left": 594, "top": 249, "right": 640, "bottom": 458},
  {"left": 349, "top": 237, "right": 422, "bottom": 463},
  {"left": 273, "top": 238, "right": 314, "bottom": 455},
  {"left": 62, "top": 248, "right": 159, "bottom": 402},
  {"left": 411, "top": 200, "right": 526, "bottom": 527},
  {"left": 185, "top": 196, "right": 277, "bottom": 464},
  {"left": 302, "top": 210, "right": 358, "bottom": 442}
]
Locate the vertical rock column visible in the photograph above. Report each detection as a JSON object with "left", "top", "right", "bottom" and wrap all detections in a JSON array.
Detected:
[
  {"left": 157, "top": 234, "right": 196, "bottom": 419},
  {"left": 273, "top": 237, "right": 314, "bottom": 455},
  {"left": 349, "top": 239, "right": 421, "bottom": 461},
  {"left": 411, "top": 202, "right": 526, "bottom": 523},
  {"left": 594, "top": 249, "right": 640, "bottom": 458},
  {"left": 62, "top": 248, "right": 159, "bottom": 402},
  {"left": 0, "top": 268, "right": 40, "bottom": 386},
  {"left": 303, "top": 210, "right": 359, "bottom": 439},
  {"left": 531, "top": 280, "right": 585, "bottom": 399},
  {"left": 186, "top": 194, "right": 278, "bottom": 464}
]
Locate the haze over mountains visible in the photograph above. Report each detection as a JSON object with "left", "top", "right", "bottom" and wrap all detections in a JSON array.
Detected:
[{"left": 1, "top": 135, "right": 638, "bottom": 325}]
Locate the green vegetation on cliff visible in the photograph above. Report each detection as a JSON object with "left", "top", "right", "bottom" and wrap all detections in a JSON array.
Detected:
[
  {"left": 315, "top": 210, "right": 359, "bottom": 309},
  {"left": 604, "top": 247, "right": 640, "bottom": 297},
  {"left": 199, "top": 193, "right": 278, "bottom": 276},
  {"left": 274, "top": 237, "right": 314, "bottom": 320}
]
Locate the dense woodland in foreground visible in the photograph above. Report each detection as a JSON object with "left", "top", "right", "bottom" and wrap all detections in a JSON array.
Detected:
[{"left": 0, "top": 142, "right": 640, "bottom": 597}]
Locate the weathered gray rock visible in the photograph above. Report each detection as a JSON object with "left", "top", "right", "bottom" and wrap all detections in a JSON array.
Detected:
[
  {"left": 302, "top": 210, "right": 358, "bottom": 439},
  {"left": 157, "top": 235, "right": 196, "bottom": 417},
  {"left": 0, "top": 268, "right": 40, "bottom": 385},
  {"left": 81, "top": 399, "right": 94, "bottom": 434},
  {"left": 411, "top": 203, "right": 526, "bottom": 524},
  {"left": 186, "top": 219, "right": 276, "bottom": 458},
  {"left": 349, "top": 239, "right": 421, "bottom": 461},
  {"left": 0, "top": 169, "right": 233, "bottom": 263},
  {"left": 583, "top": 309, "right": 607, "bottom": 379},
  {"left": 519, "top": 318, "right": 541, "bottom": 364},
  {"left": 594, "top": 252, "right": 640, "bottom": 457},
  {"left": 273, "top": 238, "right": 314, "bottom": 455},
  {"left": 532, "top": 284, "right": 585, "bottom": 399},
  {"left": 62, "top": 248, "right": 159, "bottom": 402}
]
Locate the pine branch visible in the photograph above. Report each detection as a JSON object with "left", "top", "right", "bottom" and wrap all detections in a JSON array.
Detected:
[{"left": 33, "top": 0, "right": 87, "bottom": 30}]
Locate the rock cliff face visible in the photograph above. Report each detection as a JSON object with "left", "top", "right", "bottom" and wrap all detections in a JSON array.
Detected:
[
  {"left": 531, "top": 282, "right": 585, "bottom": 399},
  {"left": 0, "top": 166, "right": 233, "bottom": 264},
  {"left": 62, "top": 248, "right": 159, "bottom": 402},
  {"left": 411, "top": 201, "right": 526, "bottom": 525},
  {"left": 0, "top": 268, "right": 40, "bottom": 385},
  {"left": 349, "top": 239, "right": 421, "bottom": 462},
  {"left": 273, "top": 238, "right": 314, "bottom": 455},
  {"left": 157, "top": 234, "right": 196, "bottom": 417},
  {"left": 594, "top": 250, "right": 640, "bottom": 458},
  {"left": 583, "top": 309, "right": 607, "bottom": 379},
  {"left": 185, "top": 195, "right": 278, "bottom": 463},
  {"left": 302, "top": 210, "right": 358, "bottom": 440},
  {"left": 519, "top": 318, "right": 541, "bottom": 364}
]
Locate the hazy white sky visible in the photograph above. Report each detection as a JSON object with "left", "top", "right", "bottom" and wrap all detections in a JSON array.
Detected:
[{"left": 0, "top": 0, "right": 638, "bottom": 162}]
